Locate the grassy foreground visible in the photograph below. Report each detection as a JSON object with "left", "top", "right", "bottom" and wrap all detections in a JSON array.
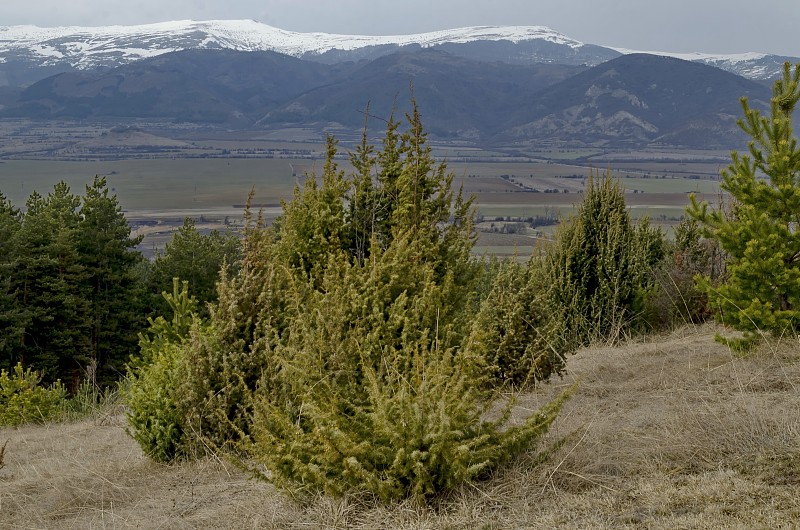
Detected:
[{"left": 2, "top": 324, "right": 799, "bottom": 529}]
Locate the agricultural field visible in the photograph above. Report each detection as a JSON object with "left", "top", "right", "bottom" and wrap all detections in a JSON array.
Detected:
[{"left": 0, "top": 124, "right": 728, "bottom": 255}]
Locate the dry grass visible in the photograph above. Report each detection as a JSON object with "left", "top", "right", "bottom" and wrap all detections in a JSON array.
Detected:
[{"left": 2, "top": 323, "right": 799, "bottom": 529}]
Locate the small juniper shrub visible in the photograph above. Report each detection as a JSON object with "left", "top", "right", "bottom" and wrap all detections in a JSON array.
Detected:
[
  {"left": 123, "top": 279, "right": 198, "bottom": 462},
  {"left": 0, "top": 363, "right": 66, "bottom": 426},
  {"left": 467, "top": 258, "right": 570, "bottom": 388}
]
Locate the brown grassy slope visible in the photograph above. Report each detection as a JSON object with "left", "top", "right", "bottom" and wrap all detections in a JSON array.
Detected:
[{"left": 1, "top": 324, "right": 799, "bottom": 529}]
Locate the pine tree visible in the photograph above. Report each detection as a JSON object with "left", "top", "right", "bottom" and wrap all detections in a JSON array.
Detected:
[
  {"left": 77, "top": 176, "right": 146, "bottom": 386},
  {"left": 0, "top": 192, "right": 23, "bottom": 372},
  {"left": 149, "top": 217, "right": 240, "bottom": 318},
  {"left": 5, "top": 184, "right": 92, "bottom": 384},
  {"left": 688, "top": 62, "right": 800, "bottom": 347}
]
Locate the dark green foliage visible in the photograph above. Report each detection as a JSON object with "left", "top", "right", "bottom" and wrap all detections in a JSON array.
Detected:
[
  {"left": 149, "top": 217, "right": 240, "bottom": 318},
  {"left": 0, "top": 192, "right": 22, "bottom": 360},
  {"left": 0, "top": 363, "right": 66, "bottom": 426},
  {"left": 2, "top": 184, "right": 91, "bottom": 385},
  {"left": 543, "top": 172, "right": 664, "bottom": 346},
  {"left": 77, "top": 176, "right": 146, "bottom": 386},
  {"left": 0, "top": 177, "right": 147, "bottom": 389},
  {"left": 688, "top": 63, "right": 800, "bottom": 348}
]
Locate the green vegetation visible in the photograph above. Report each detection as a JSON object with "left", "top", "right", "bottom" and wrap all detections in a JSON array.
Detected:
[
  {"left": 124, "top": 104, "right": 580, "bottom": 502},
  {"left": 0, "top": 363, "right": 66, "bottom": 426},
  {"left": 542, "top": 172, "right": 664, "bottom": 346},
  {"left": 0, "top": 177, "right": 146, "bottom": 387},
  {"left": 148, "top": 217, "right": 240, "bottom": 318},
  {"left": 0, "top": 176, "right": 240, "bottom": 392},
  {"left": 689, "top": 62, "right": 800, "bottom": 348},
  {"left": 13, "top": 68, "right": 800, "bottom": 510},
  {"left": 124, "top": 280, "right": 197, "bottom": 462}
]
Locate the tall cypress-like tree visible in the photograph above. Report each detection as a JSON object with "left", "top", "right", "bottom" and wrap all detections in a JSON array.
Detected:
[
  {"left": 689, "top": 62, "right": 800, "bottom": 347},
  {"left": 77, "top": 176, "right": 145, "bottom": 385}
]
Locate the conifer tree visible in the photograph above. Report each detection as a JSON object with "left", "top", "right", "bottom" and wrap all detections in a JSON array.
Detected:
[
  {"left": 77, "top": 176, "right": 145, "bottom": 386},
  {"left": 0, "top": 192, "right": 22, "bottom": 369},
  {"left": 468, "top": 259, "right": 568, "bottom": 387},
  {"left": 544, "top": 172, "right": 663, "bottom": 346},
  {"left": 149, "top": 217, "right": 240, "bottom": 318},
  {"left": 346, "top": 112, "right": 378, "bottom": 265},
  {"left": 688, "top": 62, "right": 800, "bottom": 346},
  {"left": 5, "top": 184, "right": 90, "bottom": 384},
  {"left": 241, "top": 102, "right": 566, "bottom": 501},
  {"left": 272, "top": 135, "right": 349, "bottom": 286}
]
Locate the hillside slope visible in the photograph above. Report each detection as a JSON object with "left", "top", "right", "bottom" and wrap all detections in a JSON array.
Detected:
[
  {"left": 3, "top": 48, "right": 773, "bottom": 148},
  {"left": 502, "top": 53, "right": 771, "bottom": 147},
  {"left": 2, "top": 324, "right": 799, "bottom": 528}
]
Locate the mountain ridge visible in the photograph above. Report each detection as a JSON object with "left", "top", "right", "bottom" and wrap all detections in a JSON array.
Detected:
[
  {"left": 0, "top": 19, "right": 796, "bottom": 87},
  {"left": 1, "top": 47, "right": 772, "bottom": 149}
]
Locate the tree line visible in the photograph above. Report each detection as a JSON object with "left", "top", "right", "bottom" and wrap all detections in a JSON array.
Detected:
[{"left": 0, "top": 177, "right": 239, "bottom": 389}]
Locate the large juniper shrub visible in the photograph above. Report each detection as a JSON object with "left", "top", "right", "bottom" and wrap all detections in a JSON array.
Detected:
[
  {"left": 126, "top": 101, "right": 575, "bottom": 502},
  {"left": 542, "top": 171, "right": 664, "bottom": 346}
]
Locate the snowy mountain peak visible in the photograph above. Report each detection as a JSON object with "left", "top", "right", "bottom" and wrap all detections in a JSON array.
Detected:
[
  {"left": 0, "top": 20, "right": 793, "bottom": 86},
  {"left": 0, "top": 19, "right": 583, "bottom": 67}
]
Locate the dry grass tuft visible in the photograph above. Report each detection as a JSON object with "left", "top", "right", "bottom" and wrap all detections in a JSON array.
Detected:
[{"left": 2, "top": 323, "right": 799, "bottom": 528}]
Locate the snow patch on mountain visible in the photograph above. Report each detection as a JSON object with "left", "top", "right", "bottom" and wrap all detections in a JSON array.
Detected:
[
  {"left": 0, "top": 20, "right": 584, "bottom": 68},
  {"left": 0, "top": 20, "right": 793, "bottom": 81},
  {"left": 611, "top": 47, "right": 768, "bottom": 63}
]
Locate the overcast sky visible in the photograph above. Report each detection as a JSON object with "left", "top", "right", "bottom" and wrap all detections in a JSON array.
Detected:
[{"left": 3, "top": 0, "right": 799, "bottom": 57}]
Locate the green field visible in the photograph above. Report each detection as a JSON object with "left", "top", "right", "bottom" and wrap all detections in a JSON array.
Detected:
[
  {"left": 0, "top": 158, "right": 297, "bottom": 212},
  {"left": 0, "top": 154, "right": 724, "bottom": 254}
]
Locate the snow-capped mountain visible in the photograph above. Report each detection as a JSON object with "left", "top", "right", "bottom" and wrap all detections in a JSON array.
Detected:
[
  {"left": 611, "top": 47, "right": 795, "bottom": 82},
  {"left": 0, "top": 20, "right": 590, "bottom": 70},
  {"left": 1, "top": 20, "right": 794, "bottom": 88}
]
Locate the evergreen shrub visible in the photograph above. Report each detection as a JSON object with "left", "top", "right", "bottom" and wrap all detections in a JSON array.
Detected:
[
  {"left": 124, "top": 279, "right": 197, "bottom": 462},
  {"left": 128, "top": 102, "right": 575, "bottom": 502},
  {"left": 542, "top": 172, "right": 664, "bottom": 346},
  {"left": 0, "top": 363, "right": 66, "bottom": 426}
]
